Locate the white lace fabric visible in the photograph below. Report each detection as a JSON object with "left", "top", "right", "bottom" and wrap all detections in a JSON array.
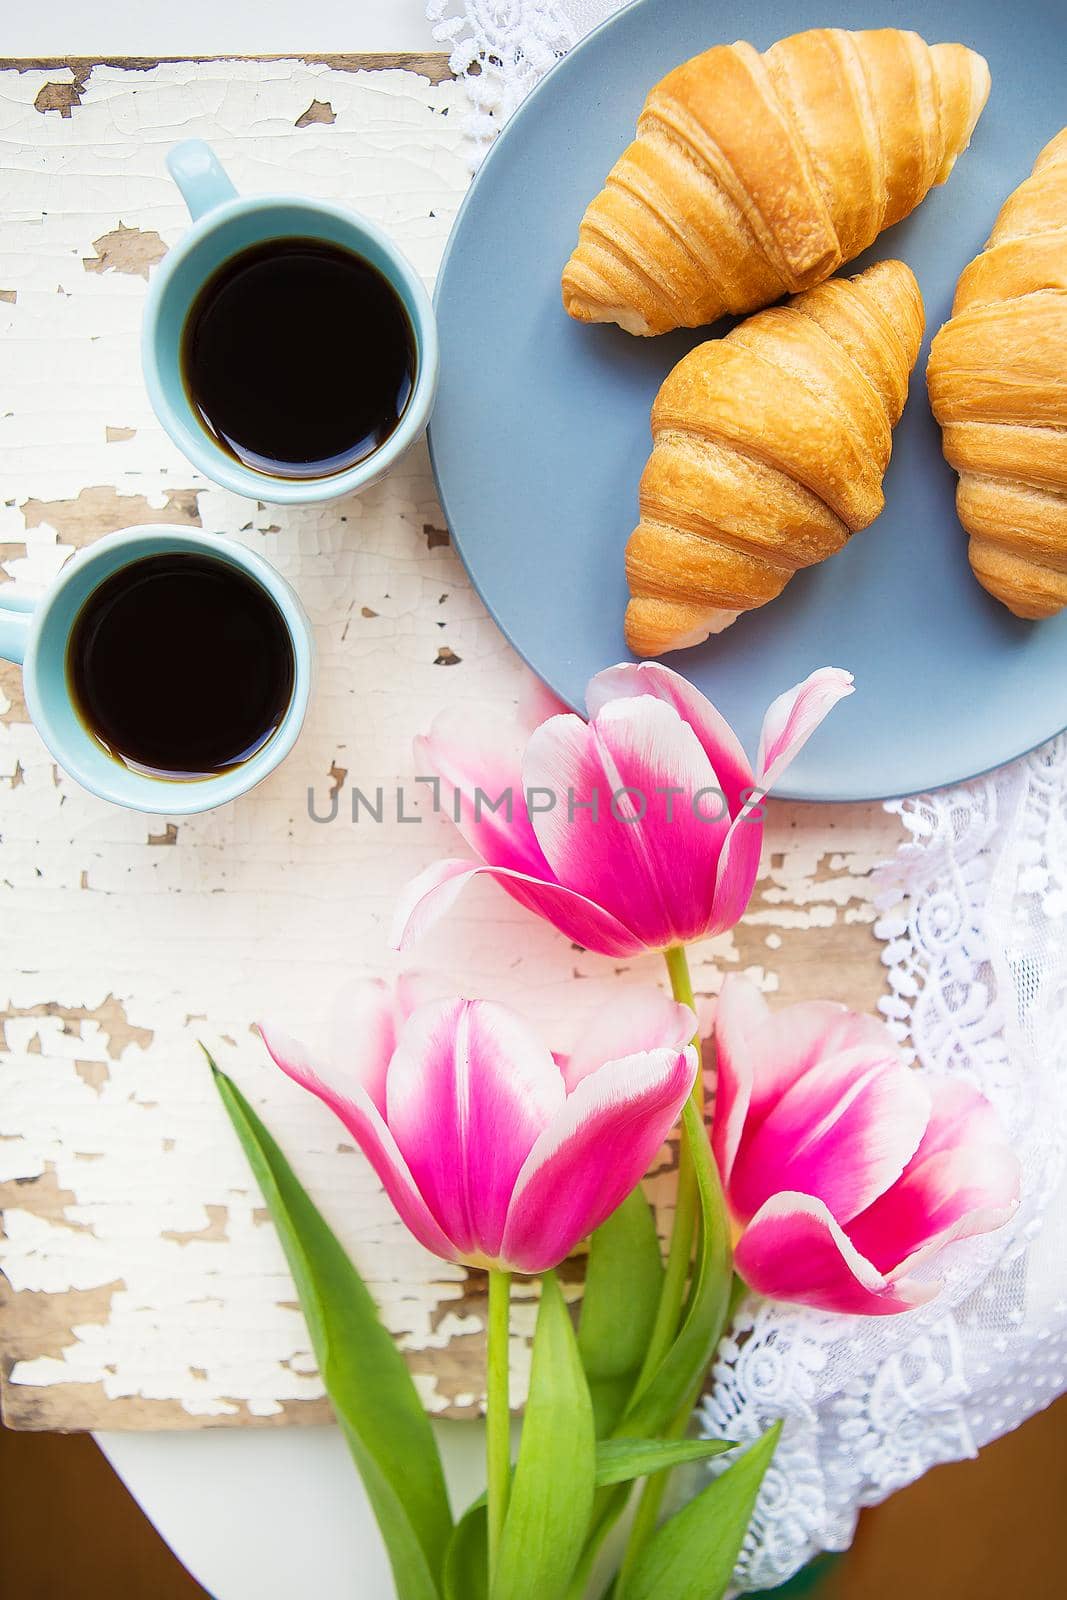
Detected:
[
  {"left": 426, "top": 3, "right": 1067, "bottom": 1587},
  {"left": 428, "top": 1, "right": 617, "bottom": 159}
]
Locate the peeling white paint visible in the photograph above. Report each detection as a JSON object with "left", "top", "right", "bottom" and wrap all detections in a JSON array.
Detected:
[{"left": 0, "top": 58, "right": 903, "bottom": 1430}]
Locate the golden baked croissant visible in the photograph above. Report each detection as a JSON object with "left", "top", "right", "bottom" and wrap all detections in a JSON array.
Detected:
[
  {"left": 927, "top": 129, "right": 1067, "bottom": 619},
  {"left": 562, "top": 27, "right": 988, "bottom": 337},
  {"left": 625, "top": 259, "right": 924, "bottom": 657}
]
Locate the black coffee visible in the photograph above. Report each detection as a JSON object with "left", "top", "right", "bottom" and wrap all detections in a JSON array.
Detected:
[
  {"left": 180, "top": 238, "right": 415, "bottom": 479},
  {"left": 67, "top": 553, "right": 295, "bottom": 780}
]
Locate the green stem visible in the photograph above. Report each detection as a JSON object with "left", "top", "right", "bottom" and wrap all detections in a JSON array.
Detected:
[
  {"left": 570, "top": 947, "right": 722, "bottom": 1598},
  {"left": 632, "top": 946, "right": 705, "bottom": 1395},
  {"left": 615, "top": 1379, "right": 701, "bottom": 1598},
  {"left": 664, "top": 942, "right": 697, "bottom": 1013},
  {"left": 616, "top": 947, "right": 710, "bottom": 1597},
  {"left": 665, "top": 946, "right": 705, "bottom": 1135},
  {"left": 621, "top": 1276, "right": 748, "bottom": 1587},
  {"left": 728, "top": 1269, "right": 748, "bottom": 1323},
  {"left": 620, "top": 1273, "right": 723, "bottom": 1596},
  {"left": 486, "top": 1268, "right": 512, "bottom": 1582}
]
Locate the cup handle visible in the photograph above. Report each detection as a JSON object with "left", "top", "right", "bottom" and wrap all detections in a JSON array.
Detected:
[
  {"left": 0, "top": 589, "right": 35, "bottom": 666},
  {"left": 166, "top": 139, "right": 238, "bottom": 222}
]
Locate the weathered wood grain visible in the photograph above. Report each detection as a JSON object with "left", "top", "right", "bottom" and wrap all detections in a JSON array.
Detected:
[
  {"left": 0, "top": 55, "right": 902, "bottom": 1432},
  {"left": 4, "top": 53, "right": 456, "bottom": 80}
]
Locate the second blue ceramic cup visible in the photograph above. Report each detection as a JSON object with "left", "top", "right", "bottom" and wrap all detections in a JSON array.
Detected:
[
  {"left": 0, "top": 525, "right": 313, "bottom": 814},
  {"left": 142, "top": 140, "right": 439, "bottom": 504}
]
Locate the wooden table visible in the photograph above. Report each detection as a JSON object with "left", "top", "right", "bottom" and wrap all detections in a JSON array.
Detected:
[{"left": 0, "top": 53, "right": 903, "bottom": 1435}]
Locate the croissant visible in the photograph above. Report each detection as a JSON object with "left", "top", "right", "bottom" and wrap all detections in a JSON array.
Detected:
[
  {"left": 625, "top": 259, "right": 924, "bottom": 657},
  {"left": 562, "top": 27, "right": 988, "bottom": 337},
  {"left": 927, "top": 129, "right": 1067, "bottom": 619}
]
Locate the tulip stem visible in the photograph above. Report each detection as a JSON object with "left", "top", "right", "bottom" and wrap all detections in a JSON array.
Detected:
[
  {"left": 664, "top": 944, "right": 705, "bottom": 1122},
  {"left": 616, "top": 1386, "right": 697, "bottom": 1597},
  {"left": 663, "top": 941, "right": 697, "bottom": 1015},
  {"left": 616, "top": 947, "right": 722, "bottom": 1597},
  {"left": 632, "top": 946, "right": 704, "bottom": 1396},
  {"left": 486, "top": 1268, "right": 512, "bottom": 1581}
]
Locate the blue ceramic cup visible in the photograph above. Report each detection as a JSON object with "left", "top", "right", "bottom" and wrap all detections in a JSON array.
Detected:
[
  {"left": 142, "top": 140, "right": 439, "bottom": 503},
  {"left": 0, "top": 525, "right": 313, "bottom": 814}
]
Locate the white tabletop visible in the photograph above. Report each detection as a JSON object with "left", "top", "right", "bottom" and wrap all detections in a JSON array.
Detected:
[
  {"left": 4, "top": 1, "right": 439, "bottom": 57},
  {"left": 17, "top": 8, "right": 482, "bottom": 1598},
  {"left": 97, "top": 1422, "right": 490, "bottom": 1598}
]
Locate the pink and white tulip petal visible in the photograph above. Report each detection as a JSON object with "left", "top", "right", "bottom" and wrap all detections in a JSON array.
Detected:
[
  {"left": 728, "top": 1048, "right": 930, "bottom": 1226},
  {"left": 848, "top": 1140, "right": 1021, "bottom": 1276},
  {"left": 415, "top": 710, "right": 550, "bottom": 879},
  {"left": 706, "top": 808, "right": 766, "bottom": 939},
  {"left": 713, "top": 977, "right": 906, "bottom": 1162},
  {"left": 501, "top": 1045, "right": 698, "bottom": 1273},
  {"left": 710, "top": 975, "right": 773, "bottom": 1188},
  {"left": 709, "top": 671, "right": 854, "bottom": 931},
  {"left": 324, "top": 977, "right": 400, "bottom": 1115},
  {"left": 392, "top": 970, "right": 457, "bottom": 1025},
  {"left": 847, "top": 1078, "right": 1021, "bottom": 1274},
  {"left": 905, "top": 1077, "right": 1013, "bottom": 1161},
  {"left": 735, "top": 1191, "right": 939, "bottom": 1315},
  {"left": 747, "top": 1005, "right": 897, "bottom": 1125},
  {"left": 585, "top": 662, "right": 755, "bottom": 816},
  {"left": 562, "top": 991, "right": 696, "bottom": 1092},
  {"left": 523, "top": 698, "right": 728, "bottom": 948},
  {"left": 385, "top": 999, "right": 564, "bottom": 1261},
  {"left": 756, "top": 668, "right": 856, "bottom": 792},
  {"left": 258, "top": 1023, "right": 456, "bottom": 1262},
  {"left": 517, "top": 670, "right": 571, "bottom": 735},
  {"left": 391, "top": 856, "right": 644, "bottom": 958}
]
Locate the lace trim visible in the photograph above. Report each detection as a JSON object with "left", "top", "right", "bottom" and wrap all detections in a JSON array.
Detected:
[{"left": 428, "top": 1, "right": 587, "bottom": 163}]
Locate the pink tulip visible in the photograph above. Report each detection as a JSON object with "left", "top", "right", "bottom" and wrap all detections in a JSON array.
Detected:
[
  {"left": 260, "top": 979, "right": 697, "bottom": 1274},
  {"left": 712, "top": 977, "right": 1021, "bottom": 1315},
  {"left": 392, "top": 663, "right": 853, "bottom": 958}
]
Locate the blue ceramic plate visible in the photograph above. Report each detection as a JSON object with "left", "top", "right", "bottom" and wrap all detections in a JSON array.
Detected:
[{"left": 430, "top": 0, "right": 1067, "bottom": 801}]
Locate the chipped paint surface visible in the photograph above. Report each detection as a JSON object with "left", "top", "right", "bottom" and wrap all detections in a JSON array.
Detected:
[
  {"left": 0, "top": 57, "right": 903, "bottom": 1431},
  {"left": 83, "top": 223, "right": 170, "bottom": 281},
  {"left": 295, "top": 99, "right": 337, "bottom": 128}
]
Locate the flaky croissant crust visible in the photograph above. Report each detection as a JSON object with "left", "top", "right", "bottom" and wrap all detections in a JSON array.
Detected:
[
  {"left": 625, "top": 260, "right": 925, "bottom": 658},
  {"left": 563, "top": 27, "right": 988, "bottom": 337},
  {"left": 927, "top": 129, "right": 1067, "bottom": 620}
]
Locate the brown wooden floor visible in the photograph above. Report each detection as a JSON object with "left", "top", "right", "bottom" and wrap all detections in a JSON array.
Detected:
[{"left": 2, "top": 1397, "right": 1064, "bottom": 1596}]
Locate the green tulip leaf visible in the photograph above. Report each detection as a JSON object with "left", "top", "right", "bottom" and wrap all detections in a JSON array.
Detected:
[
  {"left": 210, "top": 1057, "right": 451, "bottom": 1600},
  {"left": 594, "top": 1435, "right": 736, "bottom": 1487},
  {"left": 578, "top": 1184, "right": 664, "bottom": 1435},
  {"left": 621, "top": 1099, "right": 733, "bottom": 1439},
  {"left": 444, "top": 1501, "right": 489, "bottom": 1600},
  {"left": 622, "top": 1422, "right": 782, "bottom": 1600},
  {"left": 492, "top": 1271, "right": 596, "bottom": 1600}
]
